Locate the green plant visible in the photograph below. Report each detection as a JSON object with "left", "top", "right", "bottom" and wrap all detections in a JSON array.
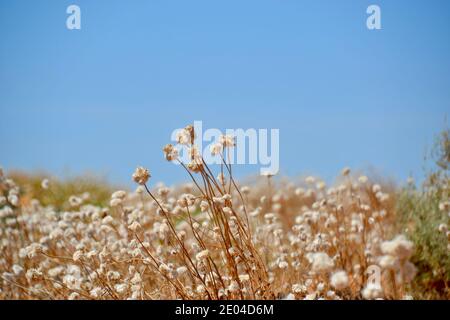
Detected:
[{"left": 396, "top": 128, "right": 450, "bottom": 299}]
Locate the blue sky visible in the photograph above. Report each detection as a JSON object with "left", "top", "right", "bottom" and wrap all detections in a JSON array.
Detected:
[{"left": 0, "top": 0, "right": 449, "bottom": 187}]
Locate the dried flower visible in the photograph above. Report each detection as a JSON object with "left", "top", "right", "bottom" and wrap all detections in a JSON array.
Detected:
[
  {"left": 210, "top": 143, "right": 223, "bottom": 156},
  {"left": 196, "top": 249, "right": 210, "bottom": 261},
  {"left": 219, "top": 134, "right": 235, "bottom": 147},
  {"left": 341, "top": 167, "right": 351, "bottom": 176},
  {"left": 330, "top": 271, "right": 349, "bottom": 290},
  {"left": 163, "top": 144, "right": 179, "bottom": 161},
  {"left": 41, "top": 179, "right": 50, "bottom": 190},
  {"left": 309, "top": 252, "right": 334, "bottom": 274},
  {"left": 132, "top": 166, "right": 150, "bottom": 185}
]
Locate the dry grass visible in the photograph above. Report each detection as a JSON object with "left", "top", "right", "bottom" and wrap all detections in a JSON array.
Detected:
[{"left": 0, "top": 124, "right": 448, "bottom": 300}]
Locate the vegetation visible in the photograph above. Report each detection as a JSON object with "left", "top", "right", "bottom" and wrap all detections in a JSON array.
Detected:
[
  {"left": 396, "top": 128, "right": 450, "bottom": 299},
  {"left": 0, "top": 125, "right": 448, "bottom": 300}
]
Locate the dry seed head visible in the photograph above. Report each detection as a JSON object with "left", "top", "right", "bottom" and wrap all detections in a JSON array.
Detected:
[
  {"left": 330, "top": 271, "right": 349, "bottom": 290},
  {"left": 380, "top": 235, "right": 414, "bottom": 260},
  {"left": 163, "top": 144, "right": 179, "bottom": 161},
  {"left": 210, "top": 143, "right": 223, "bottom": 156},
  {"left": 309, "top": 252, "right": 334, "bottom": 274},
  {"left": 111, "top": 190, "right": 127, "bottom": 200},
  {"left": 219, "top": 134, "right": 235, "bottom": 148},
  {"left": 176, "top": 129, "right": 190, "bottom": 145},
  {"left": 132, "top": 166, "right": 150, "bottom": 185},
  {"left": 196, "top": 249, "right": 210, "bottom": 261},
  {"left": 187, "top": 160, "right": 203, "bottom": 173},
  {"left": 41, "top": 179, "right": 50, "bottom": 190}
]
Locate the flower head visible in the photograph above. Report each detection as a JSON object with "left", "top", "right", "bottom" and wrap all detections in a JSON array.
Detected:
[
  {"left": 219, "top": 134, "right": 235, "bottom": 148},
  {"left": 132, "top": 166, "right": 150, "bottom": 185},
  {"left": 210, "top": 143, "right": 223, "bottom": 156},
  {"left": 196, "top": 249, "right": 210, "bottom": 261},
  {"left": 330, "top": 271, "right": 349, "bottom": 290},
  {"left": 309, "top": 252, "right": 334, "bottom": 274},
  {"left": 176, "top": 129, "right": 190, "bottom": 145},
  {"left": 41, "top": 179, "right": 50, "bottom": 190},
  {"left": 341, "top": 167, "right": 351, "bottom": 176},
  {"left": 163, "top": 144, "right": 179, "bottom": 161}
]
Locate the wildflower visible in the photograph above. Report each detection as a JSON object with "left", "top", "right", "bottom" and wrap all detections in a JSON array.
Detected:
[
  {"left": 73, "top": 250, "right": 84, "bottom": 262},
  {"left": 250, "top": 208, "right": 261, "bottom": 217},
  {"left": 7, "top": 194, "right": 19, "bottom": 207},
  {"left": 228, "top": 281, "right": 240, "bottom": 293},
  {"left": 158, "top": 263, "right": 172, "bottom": 275},
  {"left": 330, "top": 271, "right": 349, "bottom": 290},
  {"left": 316, "top": 282, "right": 325, "bottom": 292},
  {"left": 12, "top": 264, "right": 24, "bottom": 275},
  {"left": 200, "top": 201, "right": 209, "bottom": 212},
  {"left": 102, "top": 216, "right": 114, "bottom": 225},
  {"left": 26, "top": 268, "right": 43, "bottom": 281},
  {"left": 108, "top": 271, "right": 122, "bottom": 281},
  {"left": 361, "top": 283, "right": 383, "bottom": 300},
  {"left": 41, "top": 179, "right": 50, "bottom": 190},
  {"left": 305, "top": 176, "right": 316, "bottom": 184},
  {"left": 439, "top": 201, "right": 449, "bottom": 212},
  {"left": 295, "top": 188, "right": 305, "bottom": 196},
  {"left": 187, "top": 160, "right": 203, "bottom": 173},
  {"left": 304, "top": 293, "right": 317, "bottom": 300},
  {"left": 110, "top": 198, "right": 122, "bottom": 207},
  {"left": 132, "top": 166, "right": 150, "bottom": 185},
  {"left": 222, "top": 207, "right": 232, "bottom": 215},
  {"left": 380, "top": 235, "right": 414, "bottom": 260},
  {"left": 358, "top": 176, "right": 368, "bottom": 184},
  {"left": 196, "top": 249, "right": 210, "bottom": 261},
  {"left": 284, "top": 293, "right": 295, "bottom": 300},
  {"left": 68, "top": 292, "right": 80, "bottom": 300},
  {"left": 219, "top": 134, "right": 235, "bottom": 147},
  {"left": 239, "top": 274, "right": 250, "bottom": 282},
  {"left": 379, "top": 255, "right": 399, "bottom": 270},
  {"left": 163, "top": 144, "right": 179, "bottom": 161},
  {"left": 210, "top": 143, "right": 223, "bottom": 156},
  {"left": 90, "top": 287, "right": 102, "bottom": 298},
  {"left": 309, "top": 252, "right": 334, "bottom": 274},
  {"left": 196, "top": 284, "right": 206, "bottom": 294},
  {"left": 115, "top": 283, "right": 128, "bottom": 294},
  {"left": 341, "top": 167, "right": 351, "bottom": 176},
  {"left": 292, "top": 284, "right": 307, "bottom": 294},
  {"left": 239, "top": 186, "right": 250, "bottom": 194},
  {"left": 316, "top": 181, "right": 326, "bottom": 190},
  {"left": 184, "top": 125, "right": 196, "bottom": 144},
  {"left": 176, "top": 266, "right": 188, "bottom": 276},
  {"left": 68, "top": 196, "right": 82, "bottom": 207},
  {"left": 176, "top": 129, "right": 190, "bottom": 145},
  {"left": 111, "top": 190, "right": 127, "bottom": 200},
  {"left": 177, "top": 193, "right": 195, "bottom": 208},
  {"left": 128, "top": 221, "right": 141, "bottom": 232},
  {"left": 135, "top": 186, "right": 144, "bottom": 194},
  {"left": 438, "top": 223, "right": 447, "bottom": 233},
  {"left": 372, "top": 184, "right": 381, "bottom": 193}
]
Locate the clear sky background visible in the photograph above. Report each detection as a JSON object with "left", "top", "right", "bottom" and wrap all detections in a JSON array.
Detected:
[{"left": 0, "top": 0, "right": 449, "bottom": 187}]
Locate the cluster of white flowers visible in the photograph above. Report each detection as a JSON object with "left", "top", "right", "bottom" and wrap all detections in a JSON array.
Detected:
[{"left": 0, "top": 149, "right": 421, "bottom": 300}]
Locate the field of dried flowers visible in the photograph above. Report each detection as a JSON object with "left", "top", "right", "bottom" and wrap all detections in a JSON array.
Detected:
[{"left": 0, "top": 125, "right": 448, "bottom": 300}]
